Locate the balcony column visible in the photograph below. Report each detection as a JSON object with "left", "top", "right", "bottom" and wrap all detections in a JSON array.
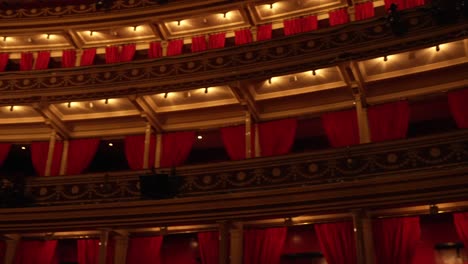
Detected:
[
  {"left": 254, "top": 123, "right": 261, "bottom": 158},
  {"left": 114, "top": 231, "right": 129, "bottom": 264},
  {"left": 154, "top": 133, "right": 162, "bottom": 168},
  {"left": 218, "top": 221, "right": 229, "bottom": 264},
  {"left": 354, "top": 95, "right": 371, "bottom": 144},
  {"left": 98, "top": 230, "right": 109, "bottom": 264},
  {"left": 4, "top": 234, "right": 20, "bottom": 264},
  {"left": 348, "top": 5, "right": 356, "bottom": 22},
  {"left": 45, "top": 130, "right": 57, "bottom": 176},
  {"left": 229, "top": 222, "right": 243, "bottom": 264},
  {"left": 245, "top": 112, "right": 252, "bottom": 159},
  {"left": 31, "top": 52, "right": 38, "bottom": 70},
  {"left": 75, "top": 50, "right": 83, "bottom": 67},
  {"left": 251, "top": 27, "right": 258, "bottom": 42},
  {"left": 59, "top": 140, "right": 69, "bottom": 175},
  {"left": 143, "top": 123, "right": 152, "bottom": 169},
  {"left": 352, "top": 210, "right": 375, "bottom": 264},
  {"left": 161, "top": 41, "right": 168, "bottom": 57}
]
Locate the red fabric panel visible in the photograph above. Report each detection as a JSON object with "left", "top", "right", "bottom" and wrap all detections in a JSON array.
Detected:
[
  {"left": 0, "top": 53, "right": 9, "bottom": 72},
  {"left": 35, "top": 51, "right": 50, "bottom": 70},
  {"left": 453, "top": 213, "right": 468, "bottom": 252},
  {"left": 149, "top": 41, "right": 162, "bottom": 59},
  {"left": 373, "top": 217, "right": 421, "bottom": 264},
  {"left": 244, "top": 227, "right": 287, "bottom": 264},
  {"left": 161, "top": 234, "right": 199, "bottom": 264},
  {"left": 448, "top": 89, "right": 468, "bottom": 128},
  {"left": 160, "top": 131, "right": 195, "bottom": 168},
  {"left": 120, "top": 44, "right": 136, "bottom": 62},
  {"left": 329, "top": 9, "right": 350, "bottom": 26},
  {"left": 368, "top": 101, "right": 410, "bottom": 142},
  {"left": 167, "top": 39, "right": 184, "bottom": 56},
  {"left": 284, "top": 18, "right": 303, "bottom": 36},
  {"left": 20, "top": 52, "right": 34, "bottom": 71},
  {"left": 191, "top": 35, "right": 207, "bottom": 53},
  {"left": 0, "top": 240, "right": 5, "bottom": 264},
  {"left": 77, "top": 239, "right": 99, "bottom": 264},
  {"left": 31, "top": 142, "right": 49, "bottom": 176},
  {"left": 14, "top": 240, "right": 57, "bottom": 264},
  {"left": 0, "top": 143, "right": 11, "bottom": 167},
  {"left": 126, "top": 236, "right": 163, "bottom": 264},
  {"left": 259, "top": 119, "right": 297, "bottom": 156},
  {"left": 66, "top": 138, "right": 99, "bottom": 175},
  {"left": 321, "top": 109, "right": 360, "bottom": 147},
  {"left": 81, "top": 48, "right": 96, "bottom": 66},
  {"left": 208, "top": 32, "right": 226, "bottom": 49},
  {"left": 355, "top": 1, "right": 375, "bottom": 20},
  {"left": 315, "top": 222, "right": 357, "bottom": 264},
  {"left": 221, "top": 125, "right": 256, "bottom": 160},
  {"left": 302, "top": 15, "right": 318, "bottom": 32},
  {"left": 124, "top": 134, "right": 156, "bottom": 170},
  {"left": 234, "top": 29, "right": 252, "bottom": 45},
  {"left": 61, "top": 49, "right": 76, "bottom": 68},
  {"left": 106, "top": 239, "right": 115, "bottom": 264},
  {"left": 257, "top": 24, "right": 273, "bottom": 41},
  {"left": 198, "top": 232, "right": 219, "bottom": 264},
  {"left": 105, "top": 46, "right": 120, "bottom": 64}
]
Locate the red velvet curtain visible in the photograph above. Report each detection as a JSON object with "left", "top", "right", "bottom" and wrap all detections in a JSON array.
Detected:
[
  {"left": 0, "top": 53, "right": 9, "bottom": 72},
  {"left": 244, "top": 227, "right": 287, "bottom": 264},
  {"left": 314, "top": 222, "right": 357, "bottom": 264},
  {"left": 167, "top": 39, "right": 184, "bottom": 56},
  {"left": 120, "top": 44, "right": 136, "bottom": 62},
  {"left": 62, "top": 49, "right": 76, "bottom": 68},
  {"left": 259, "top": 119, "right": 297, "bottom": 157},
  {"left": 66, "top": 138, "right": 99, "bottom": 175},
  {"left": 31, "top": 141, "right": 63, "bottom": 176},
  {"left": 322, "top": 109, "right": 360, "bottom": 147},
  {"left": 81, "top": 48, "right": 96, "bottom": 66},
  {"left": 448, "top": 89, "right": 468, "bottom": 128},
  {"left": 14, "top": 240, "right": 57, "bottom": 264},
  {"left": 198, "top": 232, "right": 219, "bottom": 264},
  {"left": 221, "top": 125, "right": 255, "bottom": 160},
  {"left": 368, "top": 101, "right": 410, "bottom": 142},
  {"left": 329, "top": 9, "right": 350, "bottom": 26},
  {"left": 453, "top": 212, "right": 468, "bottom": 251},
  {"left": 126, "top": 236, "right": 163, "bottom": 264},
  {"left": 191, "top": 35, "right": 207, "bottom": 53},
  {"left": 149, "top": 41, "right": 162, "bottom": 59},
  {"left": 0, "top": 143, "right": 11, "bottom": 167},
  {"left": 105, "top": 46, "right": 120, "bottom": 64},
  {"left": 77, "top": 239, "right": 99, "bottom": 264},
  {"left": 302, "top": 15, "right": 318, "bottom": 32},
  {"left": 35, "top": 51, "right": 50, "bottom": 70},
  {"left": 284, "top": 18, "right": 303, "bottom": 36},
  {"left": 257, "top": 24, "right": 273, "bottom": 41},
  {"left": 125, "top": 134, "right": 156, "bottom": 170},
  {"left": 160, "top": 131, "right": 195, "bottom": 168},
  {"left": 208, "top": 32, "right": 226, "bottom": 49},
  {"left": 20, "top": 52, "right": 34, "bottom": 71},
  {"left": 355, "top": 1, "right": 375, "bottom": 21},
  {"left": 235, "top": 29, "right": 252, "bottom": 45},
  {"left": 373, "top": 217, "right": 421, "bottom": 264}
]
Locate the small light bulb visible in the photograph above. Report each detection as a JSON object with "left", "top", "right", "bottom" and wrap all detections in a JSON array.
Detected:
[
  {"left": 383, "top": 55, "right": 388, "bottom": 62},
  {"left": 67, "top": 102, "right": 71, "bottom": 108},
  {"left": 204, "top": 87, "right": 208, "bottom": 94},
  {"left": 312, "top": 70, "right": 316, "bottom": 76},
  {"left": 197, "top": 135, "right": 203, "bottom": 139},
  {"left": 9, "top": 105, "right": 14, "bottom": 111},
  {"left": 46, "top": 34, "right": 50, "bottom": 39},
  {"left": 177, "top": 20, "right": 181, "bottom": 26},
  {"left": 268, "top": 78, "right": 272, "bottom": 84},
  {"left": 108, "top": 142, "right": 113, "bottom": 147},
  {"left": 21, "top": 146, "right": 26, "bottom": 150},
  {"left": 133, "top": 26, "right": 138, "bottom": 31},
  {"left": 223, "top": 12, "right": 227, "bottom": 18},
  {"left": 270, "top": 3, "right": 274, "bottom": 9},
  {"left": 164, "top": 92, "right": 168, "bottom": 98},
  {"left": 104, "top": 98, "right": 109, "bottom": 104},
  {"left": 89, "top": 31, "right": 94, "bottom": 36},
  {"left": 435, "top": 45, "right": 440, "bottom": 52}
]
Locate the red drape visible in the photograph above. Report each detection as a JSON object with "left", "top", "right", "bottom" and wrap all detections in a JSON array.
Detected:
[
  {"left": 191, "top": 35, "right": 207, "bottom": 53},
  {"left": 448, "top": 89, "right": 468, "bottom": 128},
  {"left": 77, "top": 239, "right": 99, "bottom": 264},
  {"left": 124, "top": 134, "right": 156, "bottom": 170},
  {"left": 235, "top": 29, "right": 252, "bottom": 45},
  {"left": 259, "top": 119, "right": 297, "bottom": 157},
  {"left": 167, "top": 39, "right": 184, "bottom": 56},
  {"left": 322, "top": 109, "right": 360, "bottom": 147},
  {"left": 20, "top": 52, "right": 34, "bottom": 71},
  {"left": 373, "top": 217, "right": 421, "bottom": 264},
  {"left": 31, "top": 141, "right": 63, "bottom": 176},
  {"left": 315, "top": 222, "right": 357, "bottom": 264},
  {"left": 302, "top": 15, "right": 318, "bottom": 32},
  {"left": 385, "top": 0, "right": 425, "bottom": 10},
  {"left": 35, "top": 51, "right": 50, "bottom": 70},
  {"left": 105, "top": 46, "right": 120, "bottom": 64},
  {"left": 160, "top": 131, "right": 195, "bottom": 168},
  {"left": 0, "top": 143, "right": 11, "bottom": 167},
  {"left": 66, "top": 138, "right": 99, "bottom": 175},
  {"left": 0, "top": 53, "right": 9, "bottom": 72},
  {"left": 120, "top": 44, "right": 136, "bottom": 62},
  {"left": 284, "top": 18, "right": 303, "bottom": 36},
  {"left": 368, "top": 101, "right": 410, "bottom": 142},
  {"left": 329, "top": 9, "right": 350, "bottom": 26},
  {"left": 453, "top": 212, "right": 468, "bottom": 251},
  {"left": 149, "top": 41, "right": 162, "bottom": 59},
  {"left": 126, "top": 236, "right": 163, "bottom": 264},
  {"left": 244, "top": 227, "right": 287, "bottom": 264},
  {"left": 355, "top": 1, "right": 375, "bottom": 21},
  {"left": 61, "top": 49, "right": 76, "bottom": 68},
  {"left": 81, "top": 48, "right": 96, "bottom": 66},
  {"left": 14, "top": 240, "right": 57, "bottom": 264},
  {"left": 257, "top": 24, "right": 273, "bottom": 41},
  {"left": 221, "top": 125, "right": 255, "bottom": 160},
  {"left": 197, "top": 232, "right": 219, "bottom": 264},
  {"left": 208, "top": 32, "right": 226, "bottom": 49}
]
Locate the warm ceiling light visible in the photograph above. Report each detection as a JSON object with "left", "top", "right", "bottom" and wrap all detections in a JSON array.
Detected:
[
  {"left": 46, "top": 34, "right": 50, "bottom": 39},
  {"left": 203, "top": 17, "right": 208, "bottom": 24},
  {"left": 108, "top": 142, "right": 113, "bottom": 147},
  {"left": 204, "top": 87, "right": 209, "bottom": 94},
  {"left": 21, "top": 146, "right": 26, "bottom": 150},
  {"left": 197, "top": 135, "right": 203, "bottom": 140},
  {"left": 104, "top": 98, "right": 109, "bottom": 104},
  {"left": 9, "top": 105, "right": 14, "bottom": 111},
  {"left": 383, "top": 55, "right": 388, "bottom": 62},
  {"left": 164, "top": 92, "right": 168, "bottom": 98},
  {"left": 312, "top": 70, "right": 316, "bottom": 76},
  {"left": 89, "top": 31, "right": 94, "bottom": 36},
  {"left": 223, "top": 12, "right": 227, "bottom": 18},
  {"left": 269, "top": 3, "right": 274, "bottom": 9},
  {"left": 67, "top": 102, "right": 72, "bottom": 108},
  {"left": 112, "top": 30, "right": 118, "bottom": 36},
  {"left": 133, "top": 25, "right": 138, "bottom": 31},
  {"left": 268, "top": 78, "right": 272, "bottom": 84},
  {"left": 88, "top": 102, "right": 94, "bottom": 108},
  {"left": 27, "top": 37, "right": 33, "bottom": 43},
  {"left": 2, "top": 36, "right": 6, "bottom": 42},
  {"left": 293, "top": 75, "right": 298, "bottom": 82},
  {"left": 177, "top": 20, "right": 181, "bottom": 26},
  {"left": 435, "top": 45, "right": 440, "bottom": 52}
]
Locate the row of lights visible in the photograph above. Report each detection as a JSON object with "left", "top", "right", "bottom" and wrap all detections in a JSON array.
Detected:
[
  {"left": 382, "top": 45, "right": 442, "bottom": 62},
  {"left": 2, "top": 34, "right": 54, "bottom": 42},
  {"left": 267, "top": 69, "right": 319, "bottom": 85},
  {"left": 88, "top": 25, "right": 142, "bottom": 37},
  {"left": 66, "top": 98, "right": 111, "bottom": 108},
  {"left": 163, "top": 88, "right": 210, "bottom": 99},
  {"left": 176, "top": 12, "right": 232, "bottom": 27}
]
